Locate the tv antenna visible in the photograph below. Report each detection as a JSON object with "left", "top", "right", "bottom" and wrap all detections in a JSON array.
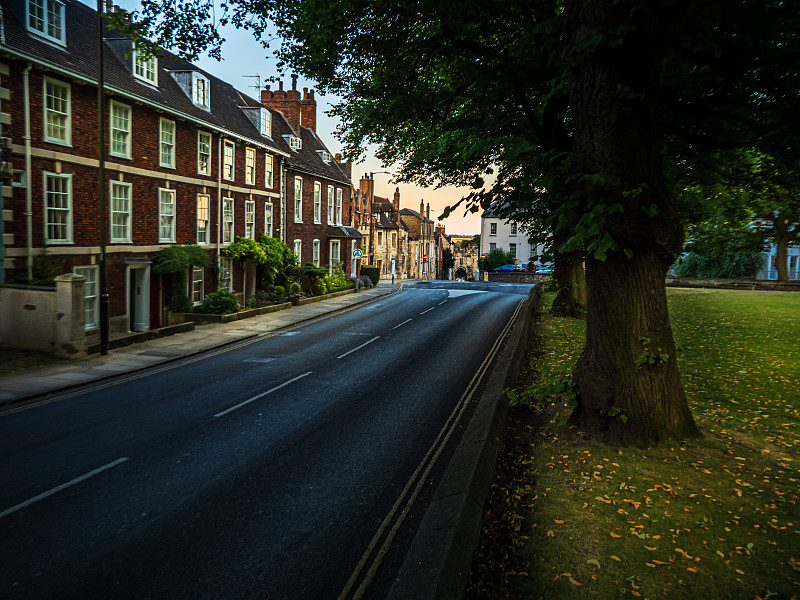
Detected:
[{"left": 242, "top": 74, "right": 263, "bottom": 94}]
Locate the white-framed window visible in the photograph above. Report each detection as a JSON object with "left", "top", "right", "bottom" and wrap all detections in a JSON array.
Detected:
[
  {"left": 197, "top": 194, "right": 210, "bottom": 244},
  {"left": 158, "top": 188, "right": 176, "bottom": 242},
  {"left": 245, "top": 199, "right": 256, "bottom": 239},
  {"left": 197, "top": 131, "right": 211, "bottom": 175},
  {"left": 109, "top": 100, "right": 131, "bottom": 158},
  {"left": 330, "top": 240, "right": 341, "bottom": 270},
  {"left": 286, "top": 135, "right": 302, "bottom": 150},
  {"left": 294, "top": 176, "right": 303, "bottom": 222},
  {"left": 509, "top": 243, "right": 517, "bottom": 258},
  {"left": 259, "top": 108, "right": 271, "bottom": 138},
  {"left": 44, "top": 171, "right": 72, "bottom": 243},
  {"left": 43, "top": 77, "right": 70, "bottom": 145},
  {"left": 223, "top": 140, "right": 235, "bottom": 181},
  {"left": 27, "top": 0, "right": 65, "bottom": 44},
  {"left": 312, "top": 239, "right": 321, "bottom": 266},
  {"left": 378, "top": 231, "right": 383, "bottom": 245},
  {"left": 74, "top": 265, "right": 98, "bottom": 329},
  {"left": 489, "top": 242, "right": 497, "bottom": 251},
  {"left": 336, "top": 188, "right": 343, "bottom": 226},
  {"left": 219, "top": 257, "right": 233, "bottom": 292},
  {"left": 313, "top": 182, "right": 322, "bottom": 223},
  {"left": 192, "top": 72, "right": 210, "bottom": 110},
  {"left": 132, "top": 48, "right": 158, "bottom": 85},
  {"left": 510, "top": 222, "right": 517, "bottom": 235},
  {"left": 264, "top": 202, "right": 273, "bottom": 237},
  {"left": 245, "top": 148, "right": 256, "bottom": 185},
  {"left": 265, "top": 154, "right": 273, "bottom": 188},
  {"left": 110, "top": 181, "right": 132, "bottom": 243},
  {"left": 326, "top": 185, "right": 334, "bottom": 224},
  {"left": 159, "top": 118, "right": 175, "bottom": 168},
  {"left": 190, "top": 266, "right": 204, "bottom": 306},
  {"left": 490, "top": 222, "right": 497, "bottom": 235},
  {"left": 294, "top": 239, "right": 302, "bottom": 263},
  {"left": 222, "top": 197, "right": 234, "bottom": 244}
]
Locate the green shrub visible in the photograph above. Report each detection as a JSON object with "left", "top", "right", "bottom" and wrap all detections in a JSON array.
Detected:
[
  {"left": 360, "top": 265, "right": 380, "bottom": 285},
  {"left": 289, "top": 282, "right": 302, "bottom": 295},
  {"left": 673, "top": 250, "right": 763, "bottom": 279},
  {"left": 198, "top": 290, "right": 239, "bottom": 314},
  {"left": 274, "top": 285, "right": 285, "bottom": 299}
]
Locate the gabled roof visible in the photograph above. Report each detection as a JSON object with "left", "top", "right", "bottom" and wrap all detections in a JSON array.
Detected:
[
  {"left": 399, "top": 208, "right": 433, "bottom": 223},
  {"left": 1, "top": 0, "right": 287, "bottom": 154}
]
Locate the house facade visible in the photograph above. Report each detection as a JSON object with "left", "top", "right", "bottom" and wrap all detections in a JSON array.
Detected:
[
  {"left": 480, "top": 205, "right": 545, "bottom": 268},
  {"left": 0, "top": 0, "right": 355, "bottom": 336},
  {"left": 757, "top": 244, "right": 800, "bottom": 280}
]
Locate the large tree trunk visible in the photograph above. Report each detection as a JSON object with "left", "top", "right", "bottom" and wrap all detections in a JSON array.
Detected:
[
  {"left": 563, "top": 0, "right": 700, "bottom": 444},
  {"left": 551, "top": 251, "right": 586, "bottom": 317},
  {"left": 774, "top": 209, "right": 790, "bottom": 282}
]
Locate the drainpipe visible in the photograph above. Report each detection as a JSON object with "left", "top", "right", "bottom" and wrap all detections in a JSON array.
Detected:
[
  {"left": 23, "top": 63, "right": 33, "bottom": 282},
  {"left": 279, "top": 156, "right": 286, "bottom": 244},
  {"left": 216, "top": 133, "right": 222, "bottom": 281}
]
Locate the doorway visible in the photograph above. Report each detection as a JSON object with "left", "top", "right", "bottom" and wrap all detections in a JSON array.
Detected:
[{"left": 127, "top": 264, "right": 150, "bottom": 332}]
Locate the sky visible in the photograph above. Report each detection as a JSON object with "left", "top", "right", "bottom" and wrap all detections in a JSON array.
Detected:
[{"left": 92, "top": 0, "right": 482, "bottom": 235}]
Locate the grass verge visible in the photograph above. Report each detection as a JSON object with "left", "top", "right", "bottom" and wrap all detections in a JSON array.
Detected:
[{"left": 467, "top": 288, "right": 800, "bottom": 600}]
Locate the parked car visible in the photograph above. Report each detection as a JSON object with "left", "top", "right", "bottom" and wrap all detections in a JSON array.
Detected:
[
  {"left": 493, "top": 264, "right": 517, "bottom": 272},
  {"left": 513, "top": 264, "right": 528, "bottom": 272},
  {"left": 537, "top": 264, "right": 554, "bottom": 274}
]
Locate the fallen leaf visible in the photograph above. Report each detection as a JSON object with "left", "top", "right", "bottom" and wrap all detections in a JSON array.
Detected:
[
  {"left": 586, "top": 558, "right": 601, "bottom": 568},
  {"left": 568, "top": 576, "right": 582, "bottom": 586},
  {"left": 610, "top": 532, "right": 622, "bottom": 538},
  {"left": 610, "top": 555, "right": 621, "bottom": 562}
]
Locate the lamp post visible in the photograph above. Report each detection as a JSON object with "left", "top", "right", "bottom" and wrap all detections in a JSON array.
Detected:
[{"left": 96, "top": 0, "right": 109, "bottom": 355}]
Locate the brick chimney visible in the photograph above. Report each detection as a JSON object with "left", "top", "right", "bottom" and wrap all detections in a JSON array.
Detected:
[
  {"left": 301, "top": 88, "right": 316, "bottom": 132},
  {"left": 420, "top": 199, "right": 424, "bottom": 216},
  {"left": 393, "top": 187, "right": 400, "bottom": 215},
  {"left": 260, "top": 75, "right": 302, "bottom": 133},
  {"left": 335, "top": 153, "right": 352, "bottom": 180},
  {"left": 426, "top": 203, "right": 430, "bottom": 220}
]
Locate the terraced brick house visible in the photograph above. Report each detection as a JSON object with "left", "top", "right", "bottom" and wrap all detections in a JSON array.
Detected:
[{"left": 0, "top": 0, "right": 355, "bottom": 337}]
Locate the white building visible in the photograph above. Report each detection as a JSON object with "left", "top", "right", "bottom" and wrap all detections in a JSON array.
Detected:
[
  {"left": 758, "top": 244, "right": 800, "bottom": 280},
  {"left": 480, "top": 206, "right": 545, "bottom": 267}
]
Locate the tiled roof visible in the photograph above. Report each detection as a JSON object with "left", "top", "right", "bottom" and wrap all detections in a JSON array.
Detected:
[
  {"left": 399, "top": 208, "right": 433, "bottom": 223},
  {"left": 326, "top": 226, "right": 363, "bottom": 238}
]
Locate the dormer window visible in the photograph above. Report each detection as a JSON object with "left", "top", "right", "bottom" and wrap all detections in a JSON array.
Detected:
[
  {"left": 192, "top": 73, "right": 210, "bottom": 110},
  {"left": 27, "top": 0, "right": 66, "bottom": 45},
  {"left": 284, "top": 135, "right": 302, "bottom": 151},
  {"left": 241, "top": 107, "right": 272, "bottom": 138},
  {"left": 170, "top": 71, "right": 210, "bottom": 110},
  {"left": 317, "top": 150, "right": 332, "bottom": 164},
  {"left": 259, "top": 108, "right": 271, "bottom": 138},
  {"left": 133, "top": 48, "right": 157, "bottom": 85}
]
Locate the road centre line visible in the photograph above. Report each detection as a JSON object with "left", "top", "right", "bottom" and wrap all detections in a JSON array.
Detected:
[
  {"left": 337, "top": 336, "right": 381, "bottom": 359},
  {"left": 0, "top": 457, "right": 129, "bottom": 519},
  {"left": 438, "top": 300, "right": 447, "bottom": 305},
  {"left": 419, "top": 307, "right": 435, "bottom": 315},
  {"left": 392, "top": 319, "right": 413, "bottom": 330},
  {"left": 214, "top": 372, "right": 313, "bottom": 418}
]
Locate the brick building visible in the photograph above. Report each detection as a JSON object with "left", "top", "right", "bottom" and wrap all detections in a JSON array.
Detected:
[{"left": 0, "top": 0, "right": 355, "bottom": 335}]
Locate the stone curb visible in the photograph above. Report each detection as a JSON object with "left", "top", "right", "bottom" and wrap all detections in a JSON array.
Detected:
[
  {"left": 0, "top": 284, "right": 398, "bottom": 409},
  {"left": 386, "top": 285, "right": 540, "bottom": 600}
]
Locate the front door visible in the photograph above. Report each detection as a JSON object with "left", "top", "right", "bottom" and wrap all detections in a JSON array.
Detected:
[{"left": 127, "top": 265, "right": 150, "bottom": 332}]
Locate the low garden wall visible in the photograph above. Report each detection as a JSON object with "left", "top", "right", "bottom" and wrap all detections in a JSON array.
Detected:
[{"left": 666, "top": 277, "right": 800, "bottom": 292}]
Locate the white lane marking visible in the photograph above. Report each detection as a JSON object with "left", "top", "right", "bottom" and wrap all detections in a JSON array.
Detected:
[
  {"left": 243, "top": 357, "right": 276, "bottom": 364},
  {"left": 392, "top": 319, "right": 413, "bottom": 330},
  {"left": 438, "top": 300, "right": 447, "bottom": 305},
  {"left": 0, "top": 457, "right": 129, "bottom": 519},
  {"left": 419, "top": 307, "right": 435, "bottom": 315},
  {"left": 214, "top": 372, "right": 312, "bottom": 417},
  {"left": 337, "top": 336, "right": 380, "bottom": 359},
  {"left": 447, "top": 290, "right": 487, "bottom": 298}
]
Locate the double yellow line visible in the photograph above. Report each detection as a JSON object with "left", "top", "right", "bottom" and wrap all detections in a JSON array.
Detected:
[{"left": 338, "top": 296, "right": 526, "bottom": 600}]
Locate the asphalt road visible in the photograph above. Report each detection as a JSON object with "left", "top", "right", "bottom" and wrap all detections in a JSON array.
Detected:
[{"left": 0, "top": 281, "right": 531, "bottom": 600}]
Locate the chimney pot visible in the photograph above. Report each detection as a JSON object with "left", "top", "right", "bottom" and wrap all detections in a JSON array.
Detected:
[{"left": 291, "top": 74, "right": 298, "bottom": 90}]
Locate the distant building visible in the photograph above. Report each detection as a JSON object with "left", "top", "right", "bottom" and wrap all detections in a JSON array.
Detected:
[{"left": 480, "top": 205, "right": 544, "bottom": 267}]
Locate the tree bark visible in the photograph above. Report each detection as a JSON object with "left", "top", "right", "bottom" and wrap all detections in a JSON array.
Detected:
[
  {"left": 552, "top": 251, "right": 586, "bottom": 317},
  {"left": 563, "top": 0, "right": 700, "bottom": 444},
  {"left": 774, "top": 209, "right": 790, "bottom": 282}
]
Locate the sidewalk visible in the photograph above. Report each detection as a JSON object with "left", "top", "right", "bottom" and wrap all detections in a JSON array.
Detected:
[{"left": 0, "top": 283, "right": 402, "bottom": 407}]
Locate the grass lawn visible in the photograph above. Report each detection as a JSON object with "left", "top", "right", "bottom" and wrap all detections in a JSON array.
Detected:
[{"left": 467, "top": 288, "right": 800, "bottom": 600}]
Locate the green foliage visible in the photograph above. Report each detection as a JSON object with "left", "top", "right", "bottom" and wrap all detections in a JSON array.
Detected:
[
  {"left": 289, "top": 282, "right": 302, "bottom": 295},
  {"left": 152, "top": 245, "right": 210, "bottom": 313},
  {"left": 323, "top": 265, "right": 355, "bottom": 293},
  {"left": 224, "top": 236, "right": 297, "bottom": 289},
  {"left": 360, "top": 265, "right": 380, "bottom": 286},
  {"left": 198, "top": 290, "right": 239, "bottom": 314},
  {"left": 635, "top": 336, "right": 670, "bottom": 367},
  {"left": 600, "top": 405, "right": 628, "bottom": 423},
  {"left": 483, "top": 248, "right": 516, "bottom": 271},
  {"left": 506, "top": 375, "right": 577, "bottom": 409},
  {"left": 152, "top": 245, "right": 210, "bottom": 274},
  {"left": 673, "top": 251, "right": 764, "bottom": 279},
  {"left": 9, "top": 250, "right": 63, "bottom": 286},
  {"left": 273, "top": 285, "right": 285, "bottom": 299}
]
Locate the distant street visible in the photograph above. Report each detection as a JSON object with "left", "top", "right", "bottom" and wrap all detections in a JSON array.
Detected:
[{"left": 0, "top": 281, "right": 532, "bottom": 600}]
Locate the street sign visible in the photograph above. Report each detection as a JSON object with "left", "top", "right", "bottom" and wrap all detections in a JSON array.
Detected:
[
  {"left": 353, "top": 249, "right": 363, "bottom": 258},
  {"left": 423, "top": 255, "right": 428, "bottom": 260},
  {"left": 480, "top": 254, "right": 486, "bottom": 260}
]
